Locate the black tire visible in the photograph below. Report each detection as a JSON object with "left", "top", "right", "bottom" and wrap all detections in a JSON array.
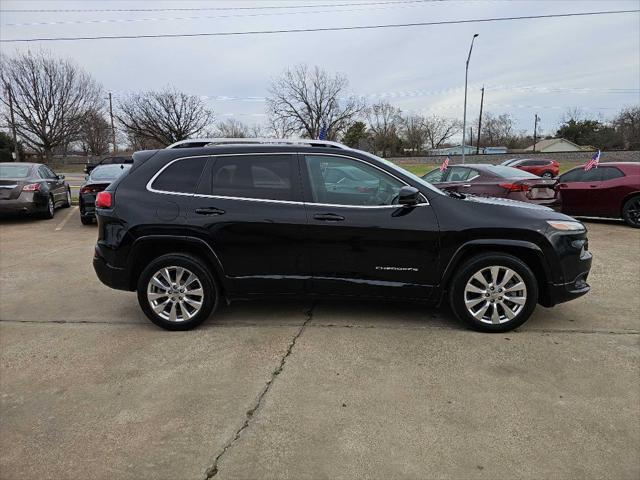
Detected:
[
  {"left": 80, "top": 215, "right": 93, "bottom": 225},
  {"left": 137, "top": 253, "right": 218, "bottom": 331},
  {"left": 540, "top": 171, "right": 554, "bottom": 178},
  {"left": 42, "top": 195, "right": 55, "bottom": 219},
  {"left": 62, "top": 189, "right": 72, "bottom": 208},
  {"left": 449, "top": 252, "right": 539, "bottom": 333},
  {"left": 622, "top": 195, "right": 640, "bottom": 228}
]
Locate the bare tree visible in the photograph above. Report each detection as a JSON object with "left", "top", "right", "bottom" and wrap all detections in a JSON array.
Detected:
[
  {"left": 214, "top": 118, "right": 249, "bottom": 138},
  {"left": 613, "top": 105, "right": 640, "bottom": 149},
  {"left": 401, "top": 114, "right": 428, "bottom": 154},
  {"left": 117, "top": 87, "right": 213, "bottom": 146},
  {"left": 0, "top": 50, "right": 102, "bottom": 160},
  {"left": 423, "top": 115, "right": 462, "bottom": 149},
  {"left": 265, "top": 115, "right": 297, "bottom": 138},
  {"left": 479, "top": 112, "right": 515, "bottom": 146},
  {"left": 367, "top": 101, "right": 402, "bottom": 157},
  {"left": 79, "top": 108, "right": 111, "bottom": 156},
  {"left": 267, "top": 64, "right": 366, "bottom": 140}
]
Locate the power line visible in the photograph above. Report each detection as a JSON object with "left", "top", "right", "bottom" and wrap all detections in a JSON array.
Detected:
[
  {"left": 2, "top": 9, "right": 637, "bottom": 43},
  {"left": 2, "top": 2, "right": 432, "bottom": 28},
  {"left": 0, "top": 0, "right": 437, "bottom": 13}
]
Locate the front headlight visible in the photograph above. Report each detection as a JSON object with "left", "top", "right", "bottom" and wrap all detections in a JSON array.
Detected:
[{"left": 546, "top": 220, "right": 585, "bottom": 232}]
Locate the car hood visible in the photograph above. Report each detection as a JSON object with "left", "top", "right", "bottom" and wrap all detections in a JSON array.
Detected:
[{"left": 463, "top": 194, "right": 552, "bottom": 211}]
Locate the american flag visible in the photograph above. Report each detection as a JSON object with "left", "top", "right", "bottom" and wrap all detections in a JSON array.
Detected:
[
  {"left": 584, "top": 150, "right": 601, "bottom": 171},
  {"left": 439, "top": 156, "right": 450, "bottom": 172},
  {"left": 318, "top": 125, "right": 327, "bottom": 140}
]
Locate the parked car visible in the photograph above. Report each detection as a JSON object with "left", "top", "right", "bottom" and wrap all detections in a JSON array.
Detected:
[
  {"left": 556, "top": 162, "right": 640, "bottom": 227},
  {"left": 500, "top": 158, "right": 559, "bottom": 178},
  {"left": 92, "top": 139, "right": 592, "bottom": 333},
  {"left": 421, "top": 164, "right": 558, "bottom": 208},
  {"left": 0, "top": 162, "right": 71, "bottom": 218},
  {"left": 80, "top": 163, "right": 131, "bottom": 225},
  {"left": 85, "top": 155, "right": 133, "bottom": 174}
]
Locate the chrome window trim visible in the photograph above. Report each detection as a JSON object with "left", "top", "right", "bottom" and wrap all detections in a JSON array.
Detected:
[{"left": 146, "top": 151, "right": 430, "bottom": 208}]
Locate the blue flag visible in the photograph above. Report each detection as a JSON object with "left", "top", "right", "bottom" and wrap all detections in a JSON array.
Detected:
[{"left": 318, "top": 125, "right": 327, "bottom": 140}]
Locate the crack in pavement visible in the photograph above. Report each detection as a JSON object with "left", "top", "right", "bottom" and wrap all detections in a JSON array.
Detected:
[{"left": 202, "top": 302, "right": 316, "bottom": 479}]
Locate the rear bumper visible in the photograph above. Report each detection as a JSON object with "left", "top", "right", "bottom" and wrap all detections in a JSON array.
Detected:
[
  {"left": 0, "top": 194, "right": 47, "bottom": 214},
  {"left": 93, "top": 247, "right": 131, "bottom": 291}
]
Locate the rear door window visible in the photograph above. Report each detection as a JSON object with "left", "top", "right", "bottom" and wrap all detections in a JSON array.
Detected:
[
  {"left": 206, "top": 154, "right": 298, "bottom": 201},
  {"left": 599, "top": 167, "right": 625, "bottom": 181},
  {"left": 151, "top": 156, "right": 208, "bottom": 194}
]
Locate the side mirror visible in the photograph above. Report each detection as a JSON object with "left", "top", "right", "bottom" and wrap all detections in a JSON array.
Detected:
[
  {"left": 398, "top": 186, "right": 420, "bottom": 206},
  {"left": 57, "top": 174, "right": 65, "bottom": 180},
  {"left": 84, "top": 175, "right": 89, "bottom": 180}
]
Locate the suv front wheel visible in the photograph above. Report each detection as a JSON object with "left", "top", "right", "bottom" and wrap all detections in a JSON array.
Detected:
[
  {"left": 449, "top": 253, "right": 538, "bottom": 332},
  {"left": 137, "top": 253, "right": 219, "bottom": 330}
]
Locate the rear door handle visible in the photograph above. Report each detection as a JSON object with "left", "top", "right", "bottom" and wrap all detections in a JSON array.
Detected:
[
  {"left": 195, "top": 207, "right": 225, "bottom": 216},
  {"left": 313, "top": 213, "right": 345, "bottom": 222}
]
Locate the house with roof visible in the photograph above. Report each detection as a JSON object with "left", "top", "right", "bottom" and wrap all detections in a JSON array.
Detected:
[{"left": 525, "top": 138, "right": 590, "bottom": 153}]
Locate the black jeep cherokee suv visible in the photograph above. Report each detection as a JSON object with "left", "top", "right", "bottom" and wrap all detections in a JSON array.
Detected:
[{"left": 93, "top": 139, "right": 592, "bottom": 332}]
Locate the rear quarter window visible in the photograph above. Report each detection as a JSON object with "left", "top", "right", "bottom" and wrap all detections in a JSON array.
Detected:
[{"left": 151, "top": 157, "right": 208, "bottom": 194}]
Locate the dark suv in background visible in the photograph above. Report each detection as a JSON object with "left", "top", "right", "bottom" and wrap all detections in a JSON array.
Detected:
[{"left": 93, "top": 139, "right": 592, "bottom": 332}]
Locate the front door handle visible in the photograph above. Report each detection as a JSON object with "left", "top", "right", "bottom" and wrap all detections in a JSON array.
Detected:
[
  {"left": 195, "top": 207, "right": 225, "bottom": 216},
  {"left": 461, "top": 184, "right": 472, "bottom": 188},
  {"left": 313, "top": 213, "right": 345, "bottom": 222}
]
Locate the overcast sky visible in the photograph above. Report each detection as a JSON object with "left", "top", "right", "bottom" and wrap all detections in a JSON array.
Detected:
[{"left": 1, "top": 0, "right": 639, "bottom": 139}]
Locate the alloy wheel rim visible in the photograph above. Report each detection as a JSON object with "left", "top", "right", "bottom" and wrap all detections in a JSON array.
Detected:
[
  {"left": 147, "top": 266, "right": 204, "bottom": 322},
  {"left": 464, "top": 266, "right": 527, "bottom": 325},
  {"left": 48, "top": 198, "right": 54, "bottom": 215},
  {"left": 628, "top": 198, "right": 640, "bottom": 225},
  {"left": 67, "top": 190, "right": 71, "bottom": 204}
]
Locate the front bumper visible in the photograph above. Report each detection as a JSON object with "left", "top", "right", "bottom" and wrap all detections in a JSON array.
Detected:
[{"left": 547, "top": 267, "right": 591, "bottom": 305}]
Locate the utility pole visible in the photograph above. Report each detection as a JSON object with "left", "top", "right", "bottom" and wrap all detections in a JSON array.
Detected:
[
  {"left": 5, "top": 85, "right": 20, "bottom": 162},
  {"left": 461, "top": 33, "right": 479, "bottom": 165},
  {"left": 476, "top": 85, "right": 484, "bottom": 154},
  {"left": 533, "top": 114, "right": 539, "bottom": 152},
  {"left": 108, "top": 92, "right": 117, "bottom": 153}
]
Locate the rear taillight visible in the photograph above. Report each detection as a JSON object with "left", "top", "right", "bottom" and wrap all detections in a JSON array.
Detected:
[
  {"left": 499, "top": 183, "right": 530, "bottom": 192},
  {"left": 22, "top": 183, "right": 41, "bottom": 192},
  {"left": 95, "top": 191, "right": 112, "bottom": 208},
  {"left": 80, "top": 185, "right": 105, "bottom": 195}
]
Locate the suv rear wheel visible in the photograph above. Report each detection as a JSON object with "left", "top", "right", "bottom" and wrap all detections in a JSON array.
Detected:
[
  {"left": 450, "top": 253, "right": 538, "bottom": 332},
  {"left": 540, "top": 171, "right": 554, "bottom": 178},
  {"left": 137, "top": 253, "right": 218, "bottom": 330}
]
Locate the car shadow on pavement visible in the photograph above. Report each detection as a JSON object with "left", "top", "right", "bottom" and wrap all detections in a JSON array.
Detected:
[{"left": 203, "top": 297, "right": 461, "bottom": 331}]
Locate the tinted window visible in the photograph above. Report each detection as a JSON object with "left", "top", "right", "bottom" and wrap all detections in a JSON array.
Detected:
[
  {"left": 447, "top": 167, "right": 480, "bottom": 182},
  {"left": 305, "top": 155, "right": 404, "bottom": 206},
  {"left": 561, "top": 168, "right": 605, "bottom": 182},
  {"left": 209, "top": 155, "right": 296, "bottom": 201},
  {"left": 423, "top": 168, "right": 447, "bottom": 183},
  {"left": 0, "top": 164, "right": 31, "bottom": 178},
  {"left": 41, "top": 165, "right": 57, "bottom": 178},
  {"left": 152, "top": 157, "right": 207, "bottom": 194},
  {"left": 90, "top": 164, "right": 131, "bottom": 181},
  {"left": 600, "top": 167, "right": 625, "bottom": 181}
]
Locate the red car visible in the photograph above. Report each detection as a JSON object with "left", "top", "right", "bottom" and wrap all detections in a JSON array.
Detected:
[
  {"left": 556, "top": 162, "right": 640, "bottom": 227},
  {"left": 422, "top": 164, "right": 558, "bottom": 207},
  {"left": 501, "top": 158, "right": 560, "bottom": 178}
]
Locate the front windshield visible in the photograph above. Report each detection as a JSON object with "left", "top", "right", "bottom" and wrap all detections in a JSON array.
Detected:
[
  {"left": 358, "top": 151, "right": 446, "bottom": 196},
  {"left": 90, "top": 164, "right": 131, "bottom": 181},
  {"left": 485, "top": 165, "right": 539, "bottom": 179}
]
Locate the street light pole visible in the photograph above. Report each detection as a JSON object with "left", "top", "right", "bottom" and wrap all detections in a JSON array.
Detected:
[{"left": 461, "top": 33, "right": 479, "bottom": 165}]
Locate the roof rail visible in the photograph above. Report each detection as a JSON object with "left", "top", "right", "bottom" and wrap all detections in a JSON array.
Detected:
[{"left": 165, "top": 138, "right": 351, "bottom": 150}]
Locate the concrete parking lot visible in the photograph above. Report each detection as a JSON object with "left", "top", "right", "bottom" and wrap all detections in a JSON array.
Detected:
[{"left": 1, "top": 208, "right": 639, "bottom": 480}]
